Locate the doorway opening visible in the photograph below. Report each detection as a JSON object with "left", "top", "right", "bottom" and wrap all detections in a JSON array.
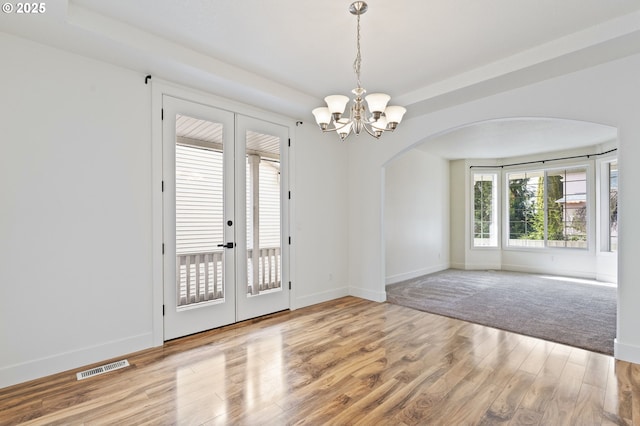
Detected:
[{"left": 383, "top": 117, "right": 618, "bottom": 353}]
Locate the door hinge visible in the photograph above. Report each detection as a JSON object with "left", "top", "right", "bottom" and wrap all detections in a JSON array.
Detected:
[
  {"left": 162, "top": 243, "right": 165, "bottom": 254},
  {"left": 162, "top": 305, "right": 165, "bottom": 316},
  {"left": 161, "top": 180, "right": 164, "bottom": 192},
  {"left": 161, "top": 108, "right": 164, "bottom": 120},
  {"left": 288, "top": 236, "right": 291, "bottom": 245},
  {"left": 288, "top": 191, "right": 291, "bottom": 199},
  {"left": 289, "top": 281, "right": 291, "bottom": 290},
  {"left": 288, "top": 138, "right": 291, "bottom": 147}
]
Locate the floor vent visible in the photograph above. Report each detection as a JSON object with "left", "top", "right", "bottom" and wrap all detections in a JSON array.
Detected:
[{"left": 76, "top": 359, "right": 129, "bottom": 380}]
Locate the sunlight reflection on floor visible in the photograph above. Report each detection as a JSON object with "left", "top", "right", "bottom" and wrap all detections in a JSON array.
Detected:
[{"left": 537, "top": 274, "right": 616, "bottom": 287}]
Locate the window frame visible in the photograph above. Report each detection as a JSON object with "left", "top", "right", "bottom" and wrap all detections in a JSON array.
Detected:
[
  {"left": 504, "top": 168, "right": 546, "bottom": 249},
  {"left": 503, "top": 163, "right": 592, "bottom": 251},
  {"left": 470, "top": 170, "right": 501, "bottom": 249},
  {"left": 598, "top": 158, "right": 618, "bottom": 253}
]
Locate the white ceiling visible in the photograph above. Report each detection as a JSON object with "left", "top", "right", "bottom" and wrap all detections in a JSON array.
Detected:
[
  {"left": 1, "top": 0, "right": 638, "bottom": 157},
  {"left": 65, "top": 0, "right": 640, "bottom": 100},
  {"left": 416, "top": 118, "right": 617, "bottom": 160}
]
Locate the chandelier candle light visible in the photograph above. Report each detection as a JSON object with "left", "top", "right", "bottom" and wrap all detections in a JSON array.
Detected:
[{"left": 312, "top": 1, "right": 406, "bottom": 141}]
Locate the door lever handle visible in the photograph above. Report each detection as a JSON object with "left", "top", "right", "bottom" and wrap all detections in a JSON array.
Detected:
[{"left": 217, "top": 242, "right": 235, "bottom": 249}]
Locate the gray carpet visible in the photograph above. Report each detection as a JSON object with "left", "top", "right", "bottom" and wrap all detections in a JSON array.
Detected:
[{"left": 386, "top": 269, "right": 616, "bottom": 355}]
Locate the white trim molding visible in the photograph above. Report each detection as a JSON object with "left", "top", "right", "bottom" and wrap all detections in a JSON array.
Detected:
[
  {"left": 614, "top": 338, "right": 640, "bottom": 364},
  {"left": 0, "top": 333, "right": 152, "bottom": 389}
]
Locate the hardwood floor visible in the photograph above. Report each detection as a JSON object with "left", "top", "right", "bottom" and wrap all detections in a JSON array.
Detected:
[{"left": 1, "top": 297, "right": 639, "bottom": 425}]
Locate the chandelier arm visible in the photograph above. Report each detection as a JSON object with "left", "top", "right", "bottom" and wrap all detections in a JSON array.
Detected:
[
  {"left": 363, "top": 119, "right": 396, "bottom": 131},
  {"left": 320, "top": 120, "right": 353, "bottom": 132},
  {"left": 362, "top": 122, "right": 383, "bottom": 138},
  {"left": 318, "top": 120, "right": 390, "bottom": 138}
]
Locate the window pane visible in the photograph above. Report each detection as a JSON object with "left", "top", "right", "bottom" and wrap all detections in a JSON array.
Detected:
[
  {"left": 473, "top": 173, "right": 498, "bottom": 247},
  {"left": 175, "top": 115, "right": 225, "bottom": 307},
  {"left": 547, "top": 168, "right": 587, "bottom": 249},
  {"left": 508, "top": 171, "right": 544, "bottom": 247},
  {"left": 609, "top": 161, "right": 618, "bottom": 252},
  {"left": 245, "top": 130, "right": 282, "bottom": 296}
]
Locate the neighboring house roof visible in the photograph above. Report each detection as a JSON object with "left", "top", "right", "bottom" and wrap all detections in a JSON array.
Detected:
[{"left": 555, "top": 194, "right": 586, "bottom": 203}]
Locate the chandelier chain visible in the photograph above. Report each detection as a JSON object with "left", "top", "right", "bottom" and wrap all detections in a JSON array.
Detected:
[{"left": 353, "top": 12, "right": 362, "bottom": 89}]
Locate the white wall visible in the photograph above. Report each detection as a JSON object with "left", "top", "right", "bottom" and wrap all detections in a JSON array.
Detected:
[
  {"left": 291, "top": 124, "right": 350, "bottom": 308},
  {"left": 0, "top": 34, "right": 153, "bottom": 387},
  {"left": 384, "top": 149, "right": 449, "bottom": 284},
  {"left": 347, "top": 52, "right": 640, "bottom": 364},
  {"left": 449, "top": 160, "right": 469, "bottom": 269},
  {"left": 0, "top": 33, "right": 350, "bottom": 388}
]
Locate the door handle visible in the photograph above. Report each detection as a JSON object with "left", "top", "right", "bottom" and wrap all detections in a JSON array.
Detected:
[{"left": 217, "top": 242, "right": 235, "bottom": 249}]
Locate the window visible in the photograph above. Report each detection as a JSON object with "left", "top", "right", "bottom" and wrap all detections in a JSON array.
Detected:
[
  {"left": 507, "top": 167, "right": 588, "bottom": 249},
  {"left": 473, "top": 173, "right": 498, "bottom": 247},
  {"left": 547, "top": 168, "right": 587, "bottom": 248},
  {"left": 608, "top": 161, "right": 618, "bottom": 252},
  {"left": 507, "top": 170, "right": 544, "bottom": 248}
]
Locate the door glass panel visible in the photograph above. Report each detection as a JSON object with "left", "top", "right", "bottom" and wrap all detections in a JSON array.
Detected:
[
  {"left": 175, "top": 114, "right": 225, "bottom": 308},
  {"left": 245, "top": 130, "right": 281, "bottom": 296}
]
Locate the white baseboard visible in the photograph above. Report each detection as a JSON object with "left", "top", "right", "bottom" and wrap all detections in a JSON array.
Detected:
[
  {"left": 462, "top": 263, "right": 503, "bottom": 271},
  {"left": 349, "top": 286, "right": 387, "bottom": 303},
  {"left": 385, "top": 264, "right": 449, "bottom": 285},
  {"left": 615, "top": 339, "right": 640, "bottom": 364},
  {"left": 596, "top": 272, "right": 617, "bottom": 285},
  {"left": 501, "top": 263, "right": 596, "bottom": 280},
  {"left": 0, "top": 332, "right": 153, "bottom": 389},
  {"left": 292, "top": 286, "right": 349, "bottom": 310},
  {"left": 450, "top": 262, "right": 466, "bottom": 270}
]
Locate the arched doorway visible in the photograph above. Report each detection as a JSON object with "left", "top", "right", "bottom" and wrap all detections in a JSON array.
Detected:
[{"left": 382, "top": 117, "right": 618, "bottom": 353}]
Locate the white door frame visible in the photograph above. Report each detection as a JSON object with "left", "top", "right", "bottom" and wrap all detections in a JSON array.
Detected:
[{"left": 150, "top": 79, "right": 294, "bottom": 346}]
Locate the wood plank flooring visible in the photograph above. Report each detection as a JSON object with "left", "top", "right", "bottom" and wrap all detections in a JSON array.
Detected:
[{"left": 1, "top": 296, "right": 639, "bottom": 425}]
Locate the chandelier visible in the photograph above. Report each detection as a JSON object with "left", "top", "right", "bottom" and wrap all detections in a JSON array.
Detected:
[{"left": 312, "top": 1, "right": 406, "bottom": 141}]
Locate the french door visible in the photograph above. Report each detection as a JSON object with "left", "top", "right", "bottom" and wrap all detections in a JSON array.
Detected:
[{"left": 162, "top": 96, "right": 289, "bottom": 340}]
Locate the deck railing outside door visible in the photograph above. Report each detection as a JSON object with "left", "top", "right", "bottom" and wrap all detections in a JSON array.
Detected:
[{"left": 177, "top": 246, "right": 281, "bottom": 307}]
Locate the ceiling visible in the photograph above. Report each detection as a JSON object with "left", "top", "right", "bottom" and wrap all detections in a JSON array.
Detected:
[
  {"left": 176, "top": 115, "right": 280, "bottom": 159},
  {"left": 67, "top": 0, "right": 640, "bottom": 99},
  {"left": 2, "top": 0, "right": 638, "bottom": 157},
  {"left": 417, "top": 118, "right": 617, "bottom": 160}
]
